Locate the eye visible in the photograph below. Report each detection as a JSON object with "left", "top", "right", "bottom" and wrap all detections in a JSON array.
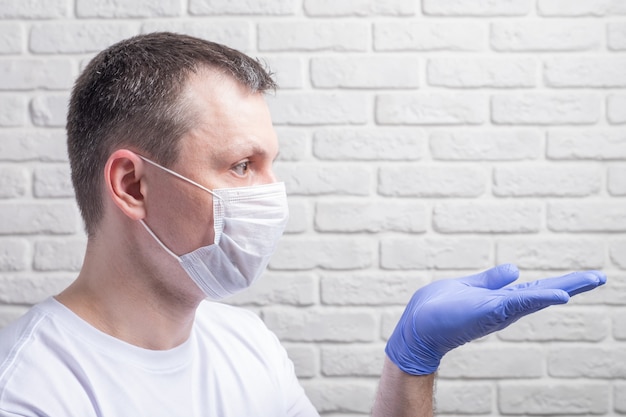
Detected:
[{"left": 231, "top": 160, "right": 249, "bottom": 176}]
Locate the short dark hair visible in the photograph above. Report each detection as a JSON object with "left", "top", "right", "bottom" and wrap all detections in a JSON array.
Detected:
[{"left": 67, "top": 32, "right": 277, "bottom": 236}]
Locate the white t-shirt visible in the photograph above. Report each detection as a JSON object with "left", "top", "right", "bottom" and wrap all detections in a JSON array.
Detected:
[{"left": 0, "top": 297, "right": 318, "bottom": 417}]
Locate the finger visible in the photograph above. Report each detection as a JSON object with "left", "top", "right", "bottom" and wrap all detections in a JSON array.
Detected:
[
  {"left": 501, "top": 289, "right": 570, "bottom": 321},
  {"left": 461, "top": 263, "right": 520, "bottom": 289},
  {"left": 506, "top": 270, "right": 606, "bottom": 297}
]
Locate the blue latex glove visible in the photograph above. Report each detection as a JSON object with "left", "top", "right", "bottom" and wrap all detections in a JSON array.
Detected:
[{"left": 385, "top": 264, "right": 607, "bottom": 375}]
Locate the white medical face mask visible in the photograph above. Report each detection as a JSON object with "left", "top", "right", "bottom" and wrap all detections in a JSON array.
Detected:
[{"left": 137, "top": 156, "right": 289, "bottom": 300}]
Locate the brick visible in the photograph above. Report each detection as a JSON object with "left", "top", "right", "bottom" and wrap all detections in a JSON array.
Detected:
[
  {"left": 0, "top": 305, "right": 28, "bottom": 329},
  {"left": 548, "top": 202, "right": 626, "bottom": 232},
  {"left": 499, "top": 381, "right": 609, "bottom": 414},
  {"left": 258, "top": 21, "right": 368, "bottom": 52},
  {"left": 275, "top": 129, "right": 309, "bottom": 161},
  {"left": 320, "top": 273, "right": 428, "bottom": 305},
  {"left": 29, "top": 22, "right": 138, "bottom": 54},
  {"left": 614, "top": 308, "right": 626, "bottom": 339},
  {"left": 33, "top": 164, "right": 73, "bottom": 198},
  {"left": 538, "top": 0, "right": 626, "bottom": 16},
  {"left": 0, "top": 130, "right": 67, "bottom": 162},
  {"left": 549, "top": 347, "right": 626, "bottom": 378},
  {"left": 321, "top": 345, "right": 385, "bottom": 376},
  {"left": 548, "top": 129, "right": 626, "bottom": 160},
  {"left": 0, "top": 239, "right": 29, "bottom": 271},
  {"left": 0, "top": 166, "right": 28, "bottom": 198},
  {"left": 428, "top": 57, "right": 536, "bottom": 88},
  {"left": 189, "top": 0, "right": 295, "bottom": 15},
  {"left": 609, "top": 22, "right": 626, "bottom": 50},
  {"left": 77, "top": 0, "right": 181, "bottom": 17},
  {"left": 302, "top": 380, "right": 376, "bottom": 413},
  {"left": 380, "top": 238, "right": 491, "bottom": 270},
  {"left": 440, "top": 345, "right": 543, "bottom": 378},
  {"left": 491, "top": 21, "right": 601, "bottom": 51},
  {"left": 492, "top": 93, "right": 601, "bottom": 125},
  {"left": 258, "top": 55, "right": 303, "bottom": 89},
  {"left": 267, "top": 92, "right": 368, "bottom": 125},
  {"left": 609, "top": 165, "right": 626, "bottom": 196},
  {"left": 283, "top": 199, "right": 308, "bottom": 234},
  {"left": 498, "top": 309, "right": 608, "bottom": 341},
  {"left": 0, "top": 95, "right": 26, "bottom": 127},
  {"left": 381, "top": 307, "right": 405, "bottom": 340},
  {"left": 611, "top": 240, "right": 626, "bottom": 269},
  {"left": 225, "top": 273, "right": 317, "bottom": 306},
  {"left": 263, "top": 307, "right": 377, "bottom": 342},
  {"left": 430, "top": 129, "right": 542, "bottom": 161},
  {"left": 0, "top": 202, "right": 78, "bottom": 235},
  {"left": 0, "top": 23, "right": 23, "bottom": 54},
  {"left": 497, "top": 238, "right": 605, "bottom": 270},
  {"left": 374, "top": 21, "right": 484, "bottom": 51},
  {"left": 494, "top": 165, "right": 601, "bottom": 197},
  {"left": 274, "top": 163, "right": 371, "bottom": 196},
  {"left": 33, "top": 238, "right": 86, "bottom": 271},
  {"left": 30, "top": 94, "right": 69, "bottom": 127},
  {"left": 313, "top": 128, "right": 424, "bottom": 161},
  {"left": 434, "top": 202, "right": 541, "bottom": 234},
  {"left": 311, "top": 55, "right": 419, "bottom": 89},
  {"left": 575, "top": 275, "right": 626, "bottom": 305},
  {"left": 283, "top": 344, "right": 317, "bottom": 379},
  {"left": 141, "top": 20, "right": 251, "bottom": 52},
  {"left": 424, "top": 0, "right": 530, "bottom": 15},
  {"left": 608, "top": 94, "right": 626, "bottom": 124},
  {"left": 0, "top": 59, "right": 74, "bottom": 91},
  {"left": 270, "top": 237, "right": 373, "bottom": 270},
  {"left": 544, "top": 57, "right": 626, "bottom": 88},
  {"left": 616, "top": 381, "right": 626, "bottom": 413},
  {"left": 376, "top": 93, "right": 487, "bottom": 125},
  {"left": 0, "top": 0, "right": 68, "bottom": 18},
  {"left": 0, "top": 275, "right": 74, "bottom": 304},
  {"left": 435, "top": 382, "right": 492, "bottom": 414},
  {"left": 304, "top": 0, "right": 414, "bottom": 16}
]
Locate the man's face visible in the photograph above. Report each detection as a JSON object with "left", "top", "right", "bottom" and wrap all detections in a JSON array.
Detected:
[{"left": 142, "top": 70, "right": 280, "bottom": 256}]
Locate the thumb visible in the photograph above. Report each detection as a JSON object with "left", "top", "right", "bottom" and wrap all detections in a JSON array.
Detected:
[{"left": 461, "top": 264, "right": 520, "bottom": 290}]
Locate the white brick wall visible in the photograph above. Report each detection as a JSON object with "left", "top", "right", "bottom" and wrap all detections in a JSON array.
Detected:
[{"left": 0, "top": 1, "right": 624, "bottom": 415}]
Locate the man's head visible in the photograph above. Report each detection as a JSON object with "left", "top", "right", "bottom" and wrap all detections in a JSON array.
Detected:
[{"left": 67, "top": 32, "right": 277, "bottom": 236}]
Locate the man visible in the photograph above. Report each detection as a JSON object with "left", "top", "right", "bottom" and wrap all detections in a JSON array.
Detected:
[{"left": 0, "top": 32, "right": 606, "bottom": 416}]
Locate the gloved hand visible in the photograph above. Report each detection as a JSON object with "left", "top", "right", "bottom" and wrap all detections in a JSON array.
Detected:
[{"left": 385, "top": 264, "right": 607, "bottom": 375}]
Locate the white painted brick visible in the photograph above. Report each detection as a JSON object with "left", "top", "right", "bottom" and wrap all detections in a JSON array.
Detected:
[
  {"left": 320, "top": 272, "right": 428, "bottom": 305},
  {"left": 302, "top": 380, "right": 376, "bottom": 414},
  {"left": 263, "top": 307, "right": 377, "bottom": 342},
  {"left": 608, "top": 94, "right": 626, "bottom": 124},
  {"left": 440, "top": 345, "right": 543, "bottom": 378},
  {"left": 33, "top": 164, "right": 73, "bottom": 198},
  {"left": 0, "top": 305, "right": 28, "bottom": 328},
  {"left": 424, "top": 0, "right": 530, "bottom": 15},
  {"left": 284, "top": 199, "right": 309, "bottom": 234},
  {"left": 493, "top": 164, "right": 601, "bottom": 197},
  {"left": 313, "top": 128, "right": 424, "bottom": 161},
  {"left": 379, "top": 164, "right": 486, "bottom": 197},
  {"left": 0, "top": 274, "right": 74, "bottom": 304},
  {"left": 499, "top": 381, "right": 610, "bottom": 415},
  {"left": 492, "top": 93, "right": 601, "bottom": 125},
  {"left": 380, "top": 238, "right": 491, "bottom": 270},
  {"left": 33, "top": 238, "right": 86, "bottom": 271},
  {"left": 616, "top": 381, "right": 626, "bottom": 413},
  {"left": 0, "top": 0, "right": 68, "bottom": 18},
  {"left": 271, "top": 237, "right": 373, "bottom": 270},
  {"left": 141, "top": 20, "right": 251, "bottom": 52},
  {"left": 430, "top": 129, "right": 542, "bottom": 161},
  {"left": 498, "top": 309, "right": 608, "bottom": 341},
  {"left": 434, "top": 202, "right": 542, "bottom": 233},
  {"left": 30, "top": 94, "right": 69, "bottom": 127},
  {"left": 575, "top": 275, "right": 626, "bottom": 305},
  {"left": 428, "top": 57, "right": 536, "bottom": 88},
  {"left": 321, "top": 345, "right": 384, "bottom": 376},
  {"left": 491, "top": 21, "right": 601, "bottom": 51},
  {"left": 548, "top": 129, "right": 626, "bottom": 160},
  {"left": 435, "top": 382, "right": 492, "bottom": 414},
  {"left": 380, "top": 308, "right": 404, "bottom": 340},
  {"left": 0, "top": 130, "right": 67, "bottom": 162},
  {"left": 311, "top": 55, "right": 419, "bottom": 89},
  {"left": 611, "top": 240, "right": 626, "bottom": 269},
  {"left": 315, "top": 200, "right": 426, "bottom": 233},
  {"left": 549, "top": 347, "right": 626, "bottom": 378},
  {"left": 0, "top": 166, "right": 28, "bottom": 198},
  {"left": 267, "top": 92, "right": 368, "bottom": 125},
  {"left": 189, "top": 0, "right": 295, "bottom": 15},
  {"left": 225, "top": 273, "right": 317, "bottom": 306},
  {"left": 0, "top": 202, "right": 78, "bottom": 235},
  {"left": 0, "top": 95, "right": 26, "bottom": 126},
  {"left": 304, "top": 0, "right": 415, "bottom": 16},
  {"left": 0, "top": 239, "right": 29, "bottom": 271},
  {"left": 497, "top": 238, "right": 605, "bottom": 270},
  {"left": 258, "top": 21, "right": 368, "bottom": 52},
  {"left": 275, "top": 129, "right": 309, "bottom": 161},
  {"left": 29, "top": 22, "right": 138, "bottom": 54},
  {"left": 376, "top": 93, "right": 487, "bottom": 125},
  {"left": 538, "top": 0, "right": 626, "bottom": 16},
  {"left": 614, "top": 308, "right": 626, "bottom": 339},
  {"left": 374, "top": 21, "right": 485, "bottom": 51},
  {"left": 609, "top": 165, "right": 626, "bottom": 196},
  {"left": 283, "top": 344, "right": 317, "bottom": 379},
  {"left": 0, "top": 59, "right": 74, "bottom": 90},
  {"left": 548, "top": 202, "right": 626, "bottom": 232},
  {"left": 77, "top": 0, "right": 181, "bottom": 17},
  {"left": 544, "top": 57, "right": 626, "bottom": 88},
  {"left": 258, "top": 56, "right": 303, "bottom": 89},
  {"left": 274, "top": 163, "right": 371, "bottom": 196},
  {"left": 0, "top": 23, "right": 23, "bottom": 54},
  {"left": 609, "top": 22, "right": 626, "bottom": 50}
]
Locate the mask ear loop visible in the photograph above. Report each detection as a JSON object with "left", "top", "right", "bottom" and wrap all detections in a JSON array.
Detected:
[{"left": 139, "top": 219, "right": 181, "bottom": 261}]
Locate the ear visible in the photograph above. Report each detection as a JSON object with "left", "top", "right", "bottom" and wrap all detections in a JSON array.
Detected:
[{"left": 104, "top": 149, "right": 147, "bottom": 221}]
